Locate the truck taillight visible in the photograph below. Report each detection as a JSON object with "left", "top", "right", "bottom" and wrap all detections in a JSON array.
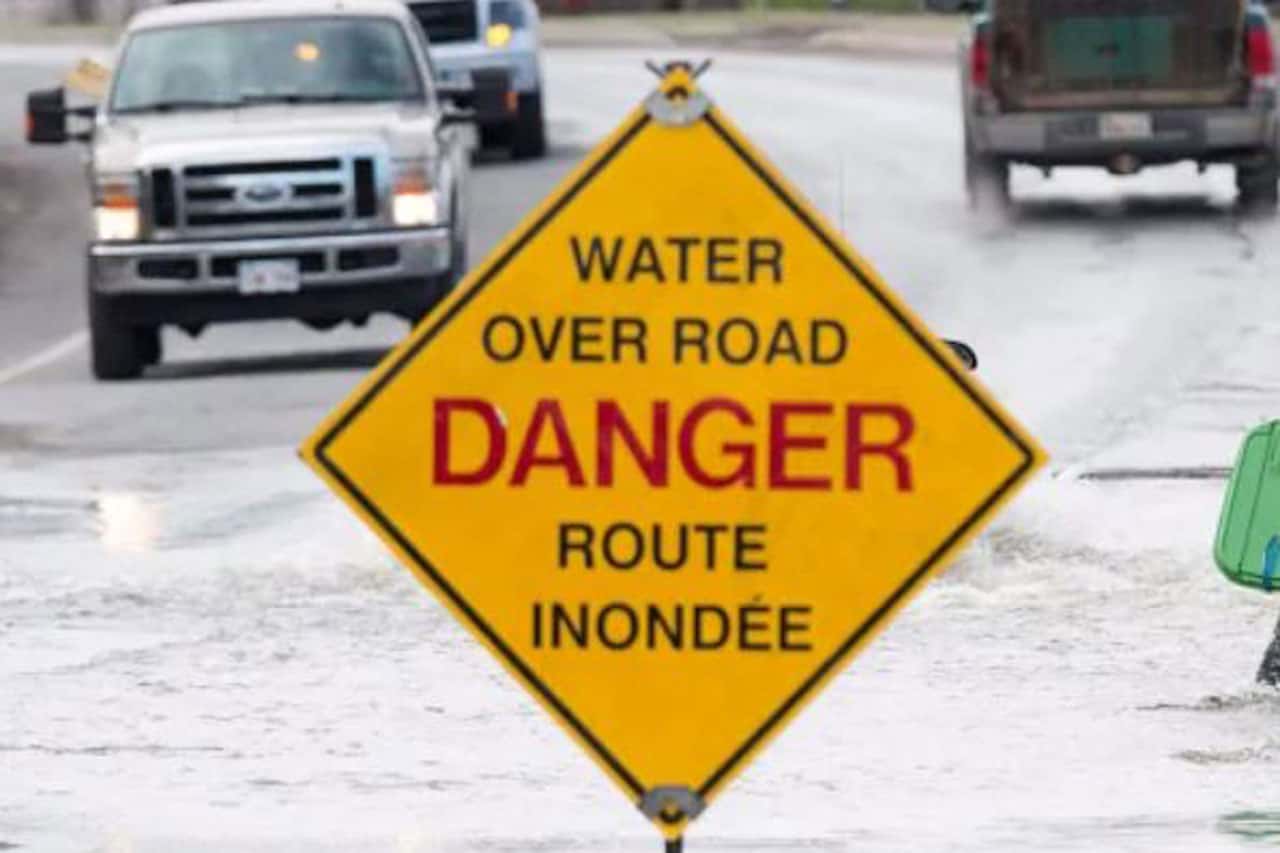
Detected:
[
  {"left": 1247, "top": 21, "right": 1276, "bottom": 82},
  {"left": 970, "top": 34, "right": 991, "bottom": 92}
]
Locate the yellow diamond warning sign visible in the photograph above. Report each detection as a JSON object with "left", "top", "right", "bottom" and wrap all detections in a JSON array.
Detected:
[{"left": 301, "top": 66, "right": 1045, "bottom": 839}]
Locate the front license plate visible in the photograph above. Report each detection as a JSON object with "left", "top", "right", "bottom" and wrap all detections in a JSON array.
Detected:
[
  {"left": 238, "top": 259, "right": 300, "bottom": 295},
  {"left": 1099, "top": 112, "right": 1153, "bottom": 141}
]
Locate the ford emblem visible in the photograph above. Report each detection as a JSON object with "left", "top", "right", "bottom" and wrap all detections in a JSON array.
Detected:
[{"left": 240, "top": 181, "right": 289, "bottom": 206}]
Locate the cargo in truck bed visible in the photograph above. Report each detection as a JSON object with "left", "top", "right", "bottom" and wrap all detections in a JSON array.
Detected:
[{"left": 993, "top": 0, "right": 1246, "bottom": 109}]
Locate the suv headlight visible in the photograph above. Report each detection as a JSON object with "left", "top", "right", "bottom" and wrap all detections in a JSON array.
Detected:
[
  {"left": 485, "top": 22, "right": 513, "bottom": 48},
  {"left": 93, "top": 175, "right": 140, "bottom": 242},
  {"left": 392, "top": 162, "right": 440, "bottom": 227},
  {"left": 487, "top": 0, "right": 526, "bottom": 48}
]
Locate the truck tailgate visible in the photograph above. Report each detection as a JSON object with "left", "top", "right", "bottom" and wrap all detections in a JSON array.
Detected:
[{"left": 993, "top": 0, "right": 1246, "bottom": 109}]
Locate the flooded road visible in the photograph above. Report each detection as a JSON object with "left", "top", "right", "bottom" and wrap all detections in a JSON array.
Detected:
[{"left": 4, "top": 46, "right": 1280, "bottom": 852}]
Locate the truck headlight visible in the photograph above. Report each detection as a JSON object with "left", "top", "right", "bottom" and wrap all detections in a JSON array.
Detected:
[
  {"left": 392, "top": 166, "right": 440, "bottom": 227},
  {"left": 485, "top": 23, "right": 512, "bottom": 48},
  {"left": 94, "top": 178, "right": 140, "bottom": 242}
]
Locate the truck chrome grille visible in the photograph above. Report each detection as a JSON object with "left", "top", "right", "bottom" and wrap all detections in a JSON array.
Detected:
[
  {"left": 151, "top": 168, "right": 177, "bottom": 228},
  {"left": 154, "top": 155, "right": 381, "bottom": 238},
  {"left": 295, "top": 183, "right": 344, "bottom": 198},
  {"left": 354, "top": 158, "right": 377, "bottom": 218},
  {"left": 186, "top": 158, "right": 341, "bottom": 177},
  {"left": 186, "top": 208, "right": 346, "bottom": 227},
  {"left": 408, "top": 1, "right": 478, "bottom": 44}
]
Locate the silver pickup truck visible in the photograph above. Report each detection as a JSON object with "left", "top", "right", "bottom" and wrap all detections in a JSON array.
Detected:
[
  {"left": 930, "top": 0, "right": 1280, "bottom": 213},
  {"left": 26, "top": 0, "right": 471, "bottom": 380},
  {"left": 404, "top": 0, "right": 546, "bottom": 158}
]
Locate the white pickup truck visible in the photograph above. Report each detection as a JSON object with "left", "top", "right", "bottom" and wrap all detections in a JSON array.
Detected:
[{"left": 27, "top": 0, "right": 473, "bottom": 380}]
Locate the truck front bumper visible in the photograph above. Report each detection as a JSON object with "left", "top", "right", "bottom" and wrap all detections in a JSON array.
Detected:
[
  {"left": 89, "top": 227, "right": 454, "bottom": 325},
  {"left": 974, "top": 107, "right": 1279, "bottom": 166},
  {"left": 432, "top": 47, "right": 541, "bottom": 128},
  {"left": 433, "top": 47, "right": 540, "bottom": 94}
]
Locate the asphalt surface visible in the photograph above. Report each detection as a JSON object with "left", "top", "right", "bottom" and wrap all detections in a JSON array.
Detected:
[{"left": 8, "top": 45, "right": 1280, "bottom": 853}]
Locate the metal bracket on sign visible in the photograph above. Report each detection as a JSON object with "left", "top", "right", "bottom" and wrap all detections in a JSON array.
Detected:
[
  {"left": 639, "top": 785, "right": 707, "bottom": 823},
  {"left": 643, "top": 60, "right": 712, "bottom": 127}
]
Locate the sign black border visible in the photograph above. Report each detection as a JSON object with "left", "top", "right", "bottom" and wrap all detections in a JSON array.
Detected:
[{"left": 313, "top": 109, "right": 1038, "bottom": 814}]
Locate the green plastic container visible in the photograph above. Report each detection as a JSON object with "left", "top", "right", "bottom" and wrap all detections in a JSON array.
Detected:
[
  {"left": 1045, "top": 16, "right": 1174, "bottom": 86},
  {"left": 1215, "top": 421, "right": 1280, "bottom": 591}
]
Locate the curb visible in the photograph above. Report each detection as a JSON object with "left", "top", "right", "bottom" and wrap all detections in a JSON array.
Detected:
[
  {"left": 540, "top": 32, "right": 955, "bottom": 61},
  {"left": 539, "top": 23, "right": 955, "bottom": 60}
]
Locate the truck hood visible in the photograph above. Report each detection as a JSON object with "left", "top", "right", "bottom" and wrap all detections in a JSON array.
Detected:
[{"left": 94, "top": 103, "right": 438, "bottom": 173}]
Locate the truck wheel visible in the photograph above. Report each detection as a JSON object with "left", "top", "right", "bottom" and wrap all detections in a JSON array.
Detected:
[
  {"left": 89, "top": 293, "right": 145, "bottom": 381},
  {"left": 138, "top": 327, "right": 162, "bottom": 367},
  {"left": 479, "top": 123, "right": 510, "bottom": 150},
  {"left": 511, "top": 93, "right": 546, "bottom": 160},
  {"left": 967, "top": 154, "right": 1011, "bottom": 214},
  {"left": 965, "top": 134, "right": 1011, "bottom": 214},
  {"left": 1237, "top": 156, "right": 1279, "bottom": 215},
  {"left": 450, "top": 225, "right": 469, "bottom": 287}
]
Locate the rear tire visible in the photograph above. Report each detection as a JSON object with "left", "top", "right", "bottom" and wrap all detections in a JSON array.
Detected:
[
  {"left": 138, "top": 327, "right": 162, "bottom": 367},
  {"left": 965, "top": 133, "right": 1011, "bottom": 215},
  {"left": 510, "top": 92, "right": 546, "bottom": 160},
  {"left": 88, "top": 293, "right": 145, "bottom": 381},
  {"left": 1237, "top": 155, "right": 1279, "bottom": 215},
  {"left": 408, "top": 234, "right": 468, "bottom": 329},
  {"left": 450, "top": 222, "right": 468, "bottom": 287},
  {"left": 478, "top": 122, "right": 510, "bottom": 150}
]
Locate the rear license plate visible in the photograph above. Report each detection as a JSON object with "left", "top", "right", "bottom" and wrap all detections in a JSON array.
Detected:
[
  {"left": 238, "top": 259, "right": 300, "bottom": 295},
  {"left": 1099, "top": 112, "right": 1153, "bottom": 141}
]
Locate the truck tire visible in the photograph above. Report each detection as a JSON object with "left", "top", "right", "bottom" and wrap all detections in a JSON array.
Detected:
[
  {"left": 408, "top": 211, "right": 468, "bottom": 328},
  {"left": 450, "top": 221, "right": 469, "bottom": 287},
  {"left": 1237, "top": 155, "right": 1279, "bottom": 214},
  {"left": 965, "top": 133, "right": 1010, "bottom": 214},
  {"left": 89, "top": 293, "right": 145, "bottom": 381},
  {"left": 967, "top": 154, "right": 1011, "bottom": 214},
  {"left": 138, "top": 327, "right": 162, "bottom": 367},
  {"left": 511, "top": 92, "right": 546, "bottom": 160},
  {"left": 478, "top": 123, "right": 510, "bottom": 150}
]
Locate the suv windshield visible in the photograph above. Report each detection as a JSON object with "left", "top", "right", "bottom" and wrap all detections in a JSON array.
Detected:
[{"left": 111, "top": 17, "right": 422, "bottom": 113}]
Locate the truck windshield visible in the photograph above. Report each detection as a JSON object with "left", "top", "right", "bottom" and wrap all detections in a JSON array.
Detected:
[{"left": 111, "top": 17, "right": 423, "bottom": 113}]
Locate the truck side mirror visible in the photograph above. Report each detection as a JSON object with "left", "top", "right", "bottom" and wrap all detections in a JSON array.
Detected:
[
  {"left": 435, "top": 85, "right": 477, "bottom": 130},
  {"left": 439, "top": 106, "right": 478, "bottom": 127},
  {"left": 26, "top": 86, "right": 95, "bottom": 145},
  {"left": 436, "top": 71, "right": 512, "bottom": 124},
  {"left": 943, "top": 339, "right": 978, "bottom": 371},
  {"left": 26, "top": 87, "right": 69, "bottom": 145}
]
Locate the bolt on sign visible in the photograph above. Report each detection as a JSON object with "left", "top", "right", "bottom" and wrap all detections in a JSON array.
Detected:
[{"left": 301, "top": 65, "right": 1046, "bottom": 843}]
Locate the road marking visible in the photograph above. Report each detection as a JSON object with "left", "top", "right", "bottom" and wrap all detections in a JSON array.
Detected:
[{"left": 0, "top": 331, "right": 87, "bottom": 386}]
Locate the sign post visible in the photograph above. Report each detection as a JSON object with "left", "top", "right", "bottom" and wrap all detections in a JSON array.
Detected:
[{"left": 301, "top": 64, "right": 1045, "bottom": 846}]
